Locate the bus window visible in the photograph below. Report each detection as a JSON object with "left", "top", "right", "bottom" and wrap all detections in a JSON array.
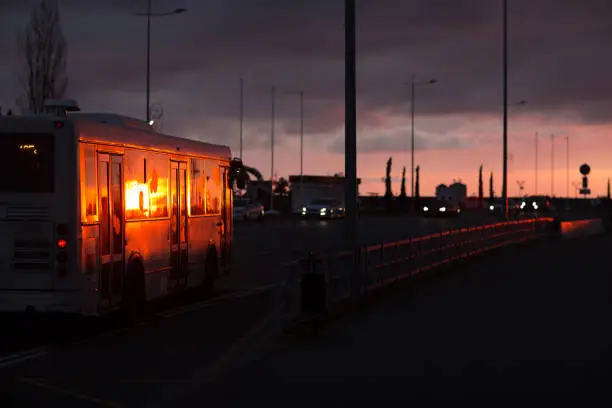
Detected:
[
  {"left": 81, "top": 144, "right": 97, "bottom": 222},
  {"left": 205, "top": 160, "right": 221, "bottom": 215},
  {"left": 147, "top": 152, "right": 168, "bottom": 218},
  {"left": 99, "top": 161, "right": 110, "bottom": 256},
  {"left": 190, "top": 158, "right": 205, "bottom": 215},
  {"left": 125, "top": 150, "right": 148, "bottom": 219},
  {"left": 0, "top": 133, "right": 54, "bottom": 193}
]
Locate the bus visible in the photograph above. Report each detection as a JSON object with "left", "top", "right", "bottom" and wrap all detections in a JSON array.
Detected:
[{"left": 0, "top": 99, "right": 245, "bottom": 317}]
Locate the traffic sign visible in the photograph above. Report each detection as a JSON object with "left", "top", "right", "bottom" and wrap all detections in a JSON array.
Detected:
[
  {"left": 580, "top": 163, "right": 591, "bottom": 176},
  {"left": 579, "top": 188, "right": 591, "bottom": 195}
]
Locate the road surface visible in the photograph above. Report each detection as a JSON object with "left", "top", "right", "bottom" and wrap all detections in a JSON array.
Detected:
[{"left": 183, "top": 233, "right": 612, "bottom": 405}]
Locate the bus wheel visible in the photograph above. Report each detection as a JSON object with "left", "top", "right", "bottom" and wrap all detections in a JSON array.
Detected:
[
  {"left": 203, "top": 247, "right": 218, "bottom": 293},
  {"left": 122, "top": 260, "right": 145, "bottom": 322}
]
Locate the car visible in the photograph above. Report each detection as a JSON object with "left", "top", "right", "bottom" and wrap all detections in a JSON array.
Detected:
[
  {"left": 234, "top": 198, "right": 264, "bottom": 221},
  {"left": 421, "top": 200, "right": 461, "bottom": 217},
  {"left": 300, "top": 197, "right": 345, "bottom": 219}
]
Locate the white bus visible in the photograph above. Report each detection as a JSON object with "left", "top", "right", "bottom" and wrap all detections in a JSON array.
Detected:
[{"left": 0, "top": 100, "right": 245, "bottom": 317}]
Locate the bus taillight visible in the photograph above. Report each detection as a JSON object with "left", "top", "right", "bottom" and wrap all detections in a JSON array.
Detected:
[{"left": 57, "top": 238, "right": 67, "bottom": 249}]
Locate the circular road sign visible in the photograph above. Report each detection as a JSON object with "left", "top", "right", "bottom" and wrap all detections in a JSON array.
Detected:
[{"left": 580, "top": 163, "right": 591, "bottom": 176}]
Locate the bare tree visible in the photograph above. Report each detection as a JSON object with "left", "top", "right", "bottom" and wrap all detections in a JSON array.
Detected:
[{"left": 16, "top": 0, "right": 68, "bottom": 114}]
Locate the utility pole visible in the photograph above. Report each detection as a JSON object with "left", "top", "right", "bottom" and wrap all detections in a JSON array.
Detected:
[
  {"left": 299, "top": 90, "right": 304, "bottom": 203},
  {"left": 239, "top": 78, "right": 244, "bottom": 160},
  {"left": 535, "top": 131, "right": 538, "bottom": 195},
  {"left": 270, "top": 85, "right": 276, "bottom": 211},
  {"left": 345, "top": 0, "right": 359, "bottom": 301},
  {"left": 566, "top": 135, "right": 569, "bottom": 198},
  {"left": 551, "top": 134, "right": 555, "bottom": 196},
  {"left": 502, "top": 0, "right": 509, "bottom": 220},
  {"left": 410, "top": 76, "right": 415, "bottom": 197}
]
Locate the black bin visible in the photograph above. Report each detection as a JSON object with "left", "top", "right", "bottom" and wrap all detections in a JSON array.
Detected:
[{"left": 301, "top": 272, "right": 327, "bottom": 315}]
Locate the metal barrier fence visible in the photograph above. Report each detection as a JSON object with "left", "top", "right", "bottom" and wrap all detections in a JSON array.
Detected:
[{"left": 277, "top": 217, "right": 555, "bottom": 332}]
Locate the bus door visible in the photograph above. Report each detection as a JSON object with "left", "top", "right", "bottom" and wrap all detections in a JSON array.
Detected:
[
  {"left": 170, "top": 161, "right": 188, "bottom": 289},
  {"left": 98, "top": 154, "right": 124, "bottom": 309}
]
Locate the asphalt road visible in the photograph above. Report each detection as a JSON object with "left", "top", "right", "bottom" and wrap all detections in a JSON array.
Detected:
[
  {"left": 185, "top": 232, "right": 612, "bottom": 405},
  {"left": 227, "top": 212, "right": 501, "bottom": 291}
]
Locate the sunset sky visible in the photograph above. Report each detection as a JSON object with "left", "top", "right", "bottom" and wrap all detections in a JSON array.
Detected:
[{"left": 1, "top": 0, "right": 612, "bottom": 197}]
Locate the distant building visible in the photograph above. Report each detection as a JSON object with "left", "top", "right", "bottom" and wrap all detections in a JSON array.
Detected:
[
  {"left": 289, "top": 175, "right": 361, "bottom": 213},
  {"left": 436, "top": 181, "right": 468, "bottom": 203}
]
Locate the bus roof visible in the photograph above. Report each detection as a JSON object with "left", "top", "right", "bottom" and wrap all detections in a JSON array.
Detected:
[
  {"left": 0, "top": 111, "right": 232, "bottom": 161},
  {"left": 72, "top": 113, "right": 232, "bottom": 160}
]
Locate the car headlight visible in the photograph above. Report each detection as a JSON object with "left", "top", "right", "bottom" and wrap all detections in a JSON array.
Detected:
[
  {"left": 489, "top": 204, "right": 494, "bottom": 211},
  {"left": 520, "top": 201, "right": 526, "bottom": 209},
  {"left": 320, "top": 208, "right": 327, "bottom": 214},
  {"left": 423, "top": 206, "right": 429, "bottom": 212},
  {"left": 532, "top": 202, "right": 539, "bottom": 210},
  {"left": 439, "top": 207, "right": 446, "bottom": 212}
]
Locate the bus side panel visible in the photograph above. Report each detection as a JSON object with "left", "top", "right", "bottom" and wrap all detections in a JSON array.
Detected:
[
  {"left": 187, "top": 216, "right": 220, "bottom": 285},
  {"left": 124, "top": 219, "right": 171, "bottom": 301}
]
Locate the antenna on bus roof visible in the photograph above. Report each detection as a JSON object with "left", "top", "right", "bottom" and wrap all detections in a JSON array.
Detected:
[{"left": 43, "top": 99, "right": 81, "bottom": 117}]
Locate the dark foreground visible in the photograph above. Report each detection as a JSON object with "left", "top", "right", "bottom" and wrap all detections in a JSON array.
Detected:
[{"left": 185, "top": 233, "right": 612, "bottom": 406}]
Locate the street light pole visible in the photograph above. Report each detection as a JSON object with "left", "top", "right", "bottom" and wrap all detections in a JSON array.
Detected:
[
  {"left": 406, "top": 76, "right": 437, "bottom": 198},
  {"left": 270, "top": 85, "right": 276, "bottom": 212},
  {"left": 299, "top": 91, "right": 304, "bottom": 200},
  {"left": 535, "top": 131, "right": 538, "bottom": 195},
  {"left": 239, "top": 78, "right": 244, "bottom": 160},
  {"left": 135, "top": 2, "right": 187, "bottom": 123},
  {"left": 502, "top": 0, "right": 509, "bottom": 220},
  {"left": 146, "top": 0, "right": 151, "bottom": 122},
  {"left": 566, "top": 135, "right": 569, "bottom": 198},
  {"left": 345, "top": 0, "right": 359, "bottom": 301},
  {"left": 410, "top": 76, "right": 415, "bottom": 197},
  {"left": 551, "top": 134, "right": 555, "bottom": 196}
]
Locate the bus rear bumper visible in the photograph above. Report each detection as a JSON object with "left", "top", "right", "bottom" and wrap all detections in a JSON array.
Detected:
[{"left": 0, "top": 290, "right": 82, "bottom": 314}]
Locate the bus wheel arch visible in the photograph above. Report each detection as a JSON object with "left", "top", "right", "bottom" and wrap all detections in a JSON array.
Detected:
[{"left": 122, "top": 254, "right": 146, "bottom": 321}]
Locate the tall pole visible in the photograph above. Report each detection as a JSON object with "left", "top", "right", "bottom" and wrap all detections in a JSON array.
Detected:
[
  {"left": 345, "top": 0, "right": 359, "bottom": 300},
  {"left": 535, "top": 131, "right": 538, "bottom": 195},
  {"left": 145, "top": 0, "right": 152, "bottom": 122},
  {"left": 270, "top": 85, "right": 276, "bottom": 211},
  {"left": 239, "top": 78, "right": 244, "bottom": 160},
  {"left": 566, "top": 135, "right": 569, "bottom": 198},
  {"left": 410, "top": 75, "right": 416, "bottom": 197},
  {"left": 299, "top": 91, "right": 304, "bottom": 200},
  {"left": 551, "top": 134, "right": 555, "bottom": 196},
  {"left": 502, "top": 0, "right": 509, "bottom": 220}
]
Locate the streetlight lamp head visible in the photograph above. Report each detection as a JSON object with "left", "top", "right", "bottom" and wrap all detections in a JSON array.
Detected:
[
  {"left": 174, "top": 8, "right": 188, "bottom": 14},
  {"left": 518, "top": 100, "right": 527, "bottom": 105},
  {"left": 429, "top": 79, "right": 438, "bottom": 84}
]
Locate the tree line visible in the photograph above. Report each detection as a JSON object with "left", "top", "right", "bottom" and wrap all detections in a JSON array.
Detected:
[{"left": 2, "top": 0, "right": 68, "bottom": 115}]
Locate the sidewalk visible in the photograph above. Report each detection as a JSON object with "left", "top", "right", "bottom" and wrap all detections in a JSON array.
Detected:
[{"left": 183, "top": 234, "right": 612, "bottom": 406}]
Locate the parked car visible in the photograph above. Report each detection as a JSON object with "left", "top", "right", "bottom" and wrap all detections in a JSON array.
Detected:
[
  {"left": 421, "top": 199, "right": 461, "bottom": 217},
  {"left": 300, "top": 197, "right": 345, "bottom": 219},
  {"left": 234, "top": 198, "right": 264, "bottom": 221}
]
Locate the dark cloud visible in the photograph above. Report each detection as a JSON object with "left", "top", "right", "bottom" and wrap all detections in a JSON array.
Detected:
[
  {"left": 327, "top": 126, "right": 475, "bottom": 154},
  {"left": 1, "top": 0, "right": 612, "bottom": 150}
]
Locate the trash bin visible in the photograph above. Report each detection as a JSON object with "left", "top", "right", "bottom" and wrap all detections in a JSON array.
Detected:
[{"left": 301, "top": 272, "right": 327, "bottom": 315}]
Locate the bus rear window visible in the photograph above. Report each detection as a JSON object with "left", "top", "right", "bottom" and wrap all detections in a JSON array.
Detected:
[{"left": 0, "top": 134, "right": 54, "bottom": 193}]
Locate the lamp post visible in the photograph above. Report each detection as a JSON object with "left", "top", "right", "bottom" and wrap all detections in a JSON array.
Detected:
[
  {"left": 551, "top": 134, "right": 555, "bottom": 196},
  {"left": 405, "top": 76, "right": 437, "bottom": 197},
  {"left": 283, "top": 90, "right": 305, "bottom": 207},
  {"left": 270, "top": 85, "right": 276, "bottom": 212},
  {"left": 535, "top": 131, "right": 538, "bottom": 195},
  {"left": 239, "top": 78, "right": 244, "bottom": 160},
  {"left": 135, "top": 1, "right": 187, "bottom": 122},
  {"left": 565, "top": 135, "right": 570, "bottom": 198},
  {"left": 345, "top": 0, "right": 359, "bottom": 301}
]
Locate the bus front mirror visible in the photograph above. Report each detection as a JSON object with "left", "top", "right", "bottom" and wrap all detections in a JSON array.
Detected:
[{"left": 229, "top": 157, "right": 247, "bottom": 189}]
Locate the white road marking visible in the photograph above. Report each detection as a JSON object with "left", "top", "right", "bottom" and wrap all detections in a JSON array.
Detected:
[{"left": 0, "top": 347, "right": 48, "bottom": 369}]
